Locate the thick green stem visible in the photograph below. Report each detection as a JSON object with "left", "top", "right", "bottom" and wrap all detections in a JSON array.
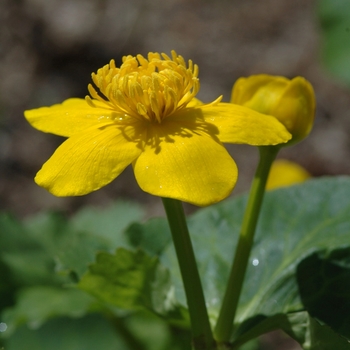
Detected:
[
  {"left": 214, "top": 146, "right": 279, "bottom": 343},
  {"left": 162, "top": 197, "right": 215, "bottom": 350}
]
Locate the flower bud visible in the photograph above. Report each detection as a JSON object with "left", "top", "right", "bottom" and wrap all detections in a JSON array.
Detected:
[{"left": 231, "top": 74, "right": 316, "bottom": 145}]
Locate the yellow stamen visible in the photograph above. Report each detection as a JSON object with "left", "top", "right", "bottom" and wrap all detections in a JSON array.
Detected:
[{"left": 86, "top": 50, "right": 200, "bottom": 123}]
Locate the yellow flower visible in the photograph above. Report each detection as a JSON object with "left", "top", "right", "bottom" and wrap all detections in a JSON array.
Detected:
[
  {"left": 25, "top": 51, "right": 291, "bottom": 206},
  {"left": 231, "top": 74, "right": 316, "bottom": 144},
  {"left": 266, "top": 159, "right": 311, "bottom": 190}
]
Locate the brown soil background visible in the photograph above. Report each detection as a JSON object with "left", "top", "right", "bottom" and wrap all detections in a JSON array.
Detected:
[{"left": 2, "top": 0, "right": 350, "bottom": 220}]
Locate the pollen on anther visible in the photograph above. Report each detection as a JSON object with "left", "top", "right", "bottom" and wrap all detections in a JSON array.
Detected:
[{"left": 87, "top": 50, "right": 201, "bottom": 121}]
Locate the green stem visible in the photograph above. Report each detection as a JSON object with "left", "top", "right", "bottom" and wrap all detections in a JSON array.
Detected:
[
  {"left": 214, "top": 146, "right": 279, "bottom": 344},
  {"left": 162, "top": 197, "right": 215, "bottom": 350}
]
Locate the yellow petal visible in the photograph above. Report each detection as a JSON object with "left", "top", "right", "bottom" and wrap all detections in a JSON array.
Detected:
[
  {"left": 199, "top": 103, "right": 292, "bottom": 145},
  {"left": 231, "top": 75, "right": 288, "bottom": 105},
  {"left": 133, "top": 120, "right": 237, "bottom": 206},
  {"left": 266, "top": 159, "right": 310, "bottom": 190},
  {"left": 35, "top": 124, "right": 143, "bottom": 196},
  {"left": 24, "top": 98, "right": 118, "bottom": 137}
]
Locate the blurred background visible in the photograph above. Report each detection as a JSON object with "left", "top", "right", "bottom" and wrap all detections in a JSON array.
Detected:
[{"left": 1, "top": 0, "right": 350, "bottom": 218}]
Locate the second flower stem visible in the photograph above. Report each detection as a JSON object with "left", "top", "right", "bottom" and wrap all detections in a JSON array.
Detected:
[
  {"left": 162, "top": 197, "right": 215, "bottom": 350},
  {"left": 214, "top": 146, "right": 279, "bottom": 343}
]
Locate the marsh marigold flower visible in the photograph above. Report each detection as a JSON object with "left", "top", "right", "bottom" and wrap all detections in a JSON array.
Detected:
[
  {"left": 266, "top": 159, "right": 311, "bottom": 190},
  {"left": 25, "top": 51, "right": 291, "bottom": 206},
  {"left": 231, "top": 74, "right": 315, "bottom": 144}
]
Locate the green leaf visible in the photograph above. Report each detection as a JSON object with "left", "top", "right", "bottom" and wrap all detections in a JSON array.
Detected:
[
  {"left": 0, "top": 213, "right": 33, "bottom": 252},
  {"left": 123, "top": 311, "right": 192, "bottom": 350},
  {"left": 1, "top": 286, "right": 94, "bottom": 337},
  {"left": 237, "top": 339, "right": 259, "bottom": 350},
  {"left": 0, "top": 201, "right": 146, "bottom": 336},
  {"left": 190, "top": 177, "right": 350, "bottom": 318},
  {"left": 318, "top": 0, "right": 350, "bottom": 86},
  {"left": 0, "top": 212, "right": 69, "bottom": 286},
  {"left": 0, "top": 200, "right": 144, "bottom": 284},
  {"left": 2, "top": 314, "right": 128, "bottom": 350},
  {"left": 55, "top": 231, "right": 113, "bottom": 278},
  {"left": 6, "top": 177, "right": 350, "bottom": 347},
  {"left": 231, "top": 311, "right": 350, "bottom": 349},
  {"left": 114, "top": 177, "right": 350, "bottom": 344},
  {"left": 304, "top": 315, "right": 350, "bottom": 349},
  {"left": 9, "top": 201, "right": 144, "bottom": 280},
  {"left": 57, "top": 201, "right": 145, "bottom": 277},
  {"left": 232, "top": 311, "right": 309, "bottom": 348},
  {"left": 1, "top": 311, "right": 193, "bottom": 350},
  {"left": 78, "top": 248, "right": 189, "bottom": 327},
  {"left": 149, "top": 177, "right": 350, "bottom": 343},
  {"left": 71, "top": 200, "right": 144, "bottom": 241},
  {"left": 297, "top": 249, "right": 350, "bottom": 339},
  {"left": 125, "top": 218, "right": 172, "bottom": 255},
  {"left": 0, "top": 260, "right": 16, "bottom": 311}
]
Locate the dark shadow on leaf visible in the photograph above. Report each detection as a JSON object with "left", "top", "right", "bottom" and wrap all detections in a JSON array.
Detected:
[
  {"left": 296, "top": 249, "right": 350, "bottom": 340},
  {"left": 231, "top": 311, "right": 308, "bottom": 348}
]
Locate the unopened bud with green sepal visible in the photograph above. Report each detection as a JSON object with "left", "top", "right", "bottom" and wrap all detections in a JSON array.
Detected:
[{"left": 231, "top": 74, "right": 316, "bottom": 145}]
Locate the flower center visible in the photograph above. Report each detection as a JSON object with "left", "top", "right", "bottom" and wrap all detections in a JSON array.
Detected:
[{"left": 85, "top": 51, "right": 200, "bottom": 123}]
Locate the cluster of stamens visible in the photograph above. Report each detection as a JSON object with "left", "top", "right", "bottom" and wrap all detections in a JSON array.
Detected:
[{"left": 85, "top": 51, "right": 200, "bottom": 123}]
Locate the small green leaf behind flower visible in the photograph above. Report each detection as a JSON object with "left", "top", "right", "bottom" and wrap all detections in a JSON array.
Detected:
[{"left": 78, "top": 248, "right": 190, "bottom": 327}]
